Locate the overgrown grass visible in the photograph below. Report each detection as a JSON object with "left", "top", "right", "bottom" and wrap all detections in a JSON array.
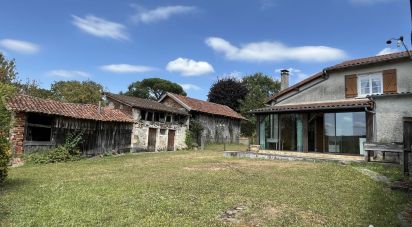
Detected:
[{"left": 0, "top": 144, "right": 409, "bottom": 226}]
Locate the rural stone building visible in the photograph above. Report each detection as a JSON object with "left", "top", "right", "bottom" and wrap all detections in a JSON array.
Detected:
[
  {"left": 104, "top": 93, "right": 190, "bottom": 151},
  {"left": 5, "top": 95, "right": 134, "bottom": 157},
  {"left": 252, "top": 51, "right": 412, "bottom": 158},
  {"left": 159, "top": 93, "right": 245, "bottom": 144}
]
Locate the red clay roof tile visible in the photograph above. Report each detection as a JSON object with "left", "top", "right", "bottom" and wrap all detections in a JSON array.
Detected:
[
  {"left": 167, "top": 93, "right": 245, "bottom": 120},
  {"left": 5, "top": 95, "right": 134, "bottom": 123},
  {"left": 252, "top": 99, "right": 372, "bottom": 113}
]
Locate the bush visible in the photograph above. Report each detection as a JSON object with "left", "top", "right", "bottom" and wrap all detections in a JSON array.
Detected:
[
  {"left": 25, "top": 131, "right": 83, "bottom": 164},
  {"left": 0, "top": 136, "right": 10, "bottom": 184}
]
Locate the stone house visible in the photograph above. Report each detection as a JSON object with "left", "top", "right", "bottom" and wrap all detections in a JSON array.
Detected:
[
  {"left": 251, "top": 51, "right": 412, "bottom": 156},
  {"left": 5, "top": 95, "right": 134, "bottom": 157},
  {"left": 159, "top": 93, "right": 245, "bottom": 144},
  {"left": 104, "top": 93, "right": 190, "bottom": 151}
]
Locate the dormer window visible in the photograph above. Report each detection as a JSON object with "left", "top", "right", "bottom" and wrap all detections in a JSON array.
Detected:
[{"left": 357, "top": 73, "right": 383, "bottom": 97}]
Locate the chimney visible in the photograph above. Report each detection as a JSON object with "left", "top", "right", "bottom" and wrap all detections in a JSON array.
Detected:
[{"left": 280, "top": 69, "right": 289, "bottom": 91}]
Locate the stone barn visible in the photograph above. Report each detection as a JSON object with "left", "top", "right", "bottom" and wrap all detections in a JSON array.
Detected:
[
  {"left": 159, "top": 93, "right": 245, "bottom": 144},
  {"left": 104, "top": 93, "right": 190, "bottom": 151},
  {"left": 5, "top": 95, "right": 134, "bottom": 157}
]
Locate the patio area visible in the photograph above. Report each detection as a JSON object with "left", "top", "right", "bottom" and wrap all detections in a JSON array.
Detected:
[{"left": 224, "top": 150, "right": 365, "bottom": 163}]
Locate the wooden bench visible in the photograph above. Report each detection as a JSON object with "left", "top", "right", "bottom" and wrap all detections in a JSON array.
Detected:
[
  {"left": 364, "top": 143, "right": 403, "bottom": 162},
  {"left": 364, "top": 143, "right": 410, "bottom": 176}
]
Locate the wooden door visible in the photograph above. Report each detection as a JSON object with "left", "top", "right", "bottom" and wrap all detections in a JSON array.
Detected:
[
  {"left": 167, "top": 130, "right": 175, "bottom": 151},
  {"left": 148, "top": 128, "right": 157, "bottom": 151}
]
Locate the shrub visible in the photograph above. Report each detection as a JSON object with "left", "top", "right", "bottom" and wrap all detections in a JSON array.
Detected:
[
  {"left": 0, "top": 136, "right": 10, "bottom": 184},
  {"left": 25, "top": 131, "right": 83, "bottom": 164}
]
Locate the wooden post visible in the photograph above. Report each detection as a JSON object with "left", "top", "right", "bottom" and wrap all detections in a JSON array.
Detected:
[
  {"left": 302, "top": 113, "right": 308, "bottom": 152},
  {"left": 404, "top": 147, "right": 410, "bottom": 176}
]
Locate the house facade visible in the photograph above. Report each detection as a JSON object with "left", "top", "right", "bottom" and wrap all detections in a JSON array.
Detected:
[
  {"left": 5, "top": 95, "right": 134, "bottom": 157},
  {"left": 159, "top": 93, "right": 245, "bottom": 144},
  {"left": 104, "top": 93, "right": 190, "bottom": 151},
  {"left": 251, "top": 51, "right": 412, "bottom": 155}
]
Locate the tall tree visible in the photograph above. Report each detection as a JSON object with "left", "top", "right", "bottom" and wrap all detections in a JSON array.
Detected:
[
  {"left": 208, "top": 77, "right": 248, "bottom": 112},
  {"left": 239, "top": 73, "right": 281, "bottom": 137},
  {"left": 125, "top": 78, "right": 186, "bottom": 100},
  {"left": 0, "top": 53, "right": 17, "bottom": 84},
  {"left": 51, "top": 80, "right": 103, "bottom": 104}
]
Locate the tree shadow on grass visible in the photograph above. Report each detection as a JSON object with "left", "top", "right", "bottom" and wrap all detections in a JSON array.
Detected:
[
  {"left": 0, "top": 178, "right": 32, "bottom": 223},
  {"left": 0, "top": 178, "right": 31, "bottom": 191}
]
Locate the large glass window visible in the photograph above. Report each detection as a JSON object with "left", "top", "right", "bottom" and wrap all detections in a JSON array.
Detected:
[
  {"left": 280, "top": 114, "right": 297, "bottom": 151},
  {"left": 358, "top": 73, "right": 383, "bottom": 97},
  {"left": 324, "top": 112, "right": 366, "bottom": 154}
]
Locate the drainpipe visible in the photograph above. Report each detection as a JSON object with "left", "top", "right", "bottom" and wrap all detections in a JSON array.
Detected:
[{"left": 366, "top": 96, "right": 376, "bottom": 142}]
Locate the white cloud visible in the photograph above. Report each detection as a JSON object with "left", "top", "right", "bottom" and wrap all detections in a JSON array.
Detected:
[
  {"left": 350, "top": 0, "right": 393, "bottom": 5},
  {"left": 47, "top": 70, "right": 91, "bottom": 78},
  {"left": 166, "top": 58, "right": 214, "bottom": 76},
  {"left": 179, "top": 83, "right": 201, "bottom": 91},
  {"left": 260, "top": 0, "right": 276, "bottom": 10},
  {"left": 100, "top": 64, "right": 157, "bottom": 73},
  {"left": 377, "top": 47, "right": 399, "bottom": 56},
  {"left": 72, "top": 15, "right": 129, "bottom": 40},
  {"left": 222, "top": 71, "right": 243, "bottom": 79},
  {"left": 205, "top": 37, "right": 347, "bottom": 62},
  {"left": 131, "top": 5, "right": 196, "bottom": 24},
  {"left": 0, "top": 39, "right": 39, "bottom": 54}
]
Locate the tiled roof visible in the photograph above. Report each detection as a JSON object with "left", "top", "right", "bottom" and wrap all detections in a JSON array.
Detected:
[
  {"left": 251, "top": 99, "right": 372, "bottom": 113},
  {"left": 166, "top": 93, "right": 245, "bottom": 120},
  {"left": 325, "top": 51, "right": 411, "bottom": 71},
  {"left": 266, "top": 51, "right": 411, "bottom": 103},
  {"left": 104, "top": 93, "right": 189, "bottom": 115},
  {"left": 368, "top": 91, "right": 412, "bottom": 97},
  {"left": 4, "top": 95, "right": 134, "bottom": 123}
]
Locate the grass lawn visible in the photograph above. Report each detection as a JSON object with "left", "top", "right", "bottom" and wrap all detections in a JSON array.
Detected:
[{"left": 0, "top": 144, "right": 409, "bottom": 226}]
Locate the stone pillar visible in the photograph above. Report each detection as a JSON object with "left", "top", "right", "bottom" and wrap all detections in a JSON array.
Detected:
[{"left": 10, "top": 112, "right": 26, "bottom": 158}]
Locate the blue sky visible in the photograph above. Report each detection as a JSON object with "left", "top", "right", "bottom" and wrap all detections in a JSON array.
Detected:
[{"left": 0, "top": 0, "right": 409, "bottom": 100}]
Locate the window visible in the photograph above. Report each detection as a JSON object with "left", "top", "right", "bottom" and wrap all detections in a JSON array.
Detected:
[
  {"left": 140, "top": 110, "right": 147, "bottom": 121},
  {"left": 154, "top": 113, "right": 160, "bottom": 122},
  {"left": 358, "top": 73, "right": 383, "bottom": 97},
  {"left": 324, "top": 112, "right": 366, "bottom": 154},
  {"left": 26, "top": 113, "right": 53, "bottom": 142},
  {"left": 166, "top": 115, "right": 172, "bottom": 123},
  {"left": 146, "top": 112, "right": 153, "bottom": 121},
  {"left": 159, "top": 113, "right": 165, "bottom": 122}
]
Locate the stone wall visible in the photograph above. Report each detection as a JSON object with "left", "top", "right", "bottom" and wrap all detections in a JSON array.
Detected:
[
  {"left": 107, "top": 98, "right": 133, "bottom": 116},
  {"left": 9, "top": 112, "right": 25, "bottom": 157},
  {"left": 130, "top": 108, "right": 188, "bottom": 152},
  {"left": 161, "top": 96, "right": 186, "bottom": 109},
  {"left": 194, "top": 113, "right": 241, "bottom": 143},
  {"left": 374, "top": 95, "right": 412, "bottom": 143}
]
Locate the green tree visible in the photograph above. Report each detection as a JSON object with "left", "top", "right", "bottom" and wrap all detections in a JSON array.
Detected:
[
  {"left": 125, "top": 78, "right": 186, "bottom": 100},
  {"left": 51, "top": 80, "right": 103, "bottom": 104},
  {"left": 208, "top": 77, "right": 248, "bottom": 112},
  {"left": 239, "top": 73, "right": 280, "bottom": 137},
  {"left": 0, "top": 53, "right": 17, "bottom": 84}
]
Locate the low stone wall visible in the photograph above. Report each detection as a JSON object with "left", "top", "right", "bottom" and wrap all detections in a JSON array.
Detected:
[{"left": 224, "top": 151, "right": 364, "bottom": 164}]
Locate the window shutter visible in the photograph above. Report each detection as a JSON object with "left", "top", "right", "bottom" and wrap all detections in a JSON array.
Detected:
[
  {"left": 383, "top": 69, "right": 397, "bottom": 93},
  {"left": 345, "top": 74, "right": 357, "bottom": 98}
]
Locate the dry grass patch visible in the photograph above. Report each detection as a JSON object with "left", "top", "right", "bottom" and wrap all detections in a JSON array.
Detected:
[{"left": 246, "top": 204, "right": 326, "bottom": 226}]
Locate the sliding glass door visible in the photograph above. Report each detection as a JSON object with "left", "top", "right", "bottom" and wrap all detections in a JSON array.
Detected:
[{"left": 324, "top": 112, "right": 366, "bottom": 154}]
